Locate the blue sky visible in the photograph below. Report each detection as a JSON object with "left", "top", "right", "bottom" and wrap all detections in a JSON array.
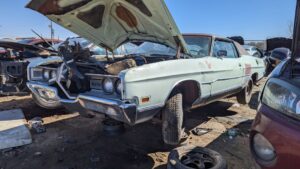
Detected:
[{"left": 0, "top": 0, "right": 296, "bottom": 40}]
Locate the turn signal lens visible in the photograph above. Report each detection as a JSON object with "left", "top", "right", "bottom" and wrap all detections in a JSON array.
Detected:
[{"left": 253, "top": 133, "right": 276, "bottom": 161}]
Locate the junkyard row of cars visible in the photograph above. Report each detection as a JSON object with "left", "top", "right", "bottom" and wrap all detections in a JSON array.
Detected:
[{"left": 0, "top": 0, "right": 299, "bottom": 168}]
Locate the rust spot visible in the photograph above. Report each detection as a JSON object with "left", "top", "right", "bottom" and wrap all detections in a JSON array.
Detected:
[
  {"left": 116, "top": 6, "right": 138, "bottom": 28},
  {"left": 125, "top": 0, "right": 152, "bottom": 17},
  {"left": 36, "top": 0, "right": 91, "bottom": 15},
  {"left": 77, "top": 5, "right": 105, "bottom": 28}
]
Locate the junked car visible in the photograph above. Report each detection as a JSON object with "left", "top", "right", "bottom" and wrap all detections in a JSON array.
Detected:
[
  {"left": 265, "top": 47, "right": 291, "bottom": 75},
  {"left": 28, "top": 37, "right": 137, "bottom": 109},
  {"left": 26, "top": 0, "right": 265, "bottom": 145},
  {"left": 0, "top": 40, "right": 57, "bottom": 96},
  {"left": 250, "top": 1, "right": 300, "bottom": 168}
]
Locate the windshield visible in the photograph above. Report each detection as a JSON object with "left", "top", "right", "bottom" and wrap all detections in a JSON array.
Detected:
[
  {"left": 91, "top": 43, "right": 138, "bottom": 55},
  {"left": 128, "top": 42, "right": 176, "bottom": 56},
  {"left": 183, "top": 36, "right": 212, "bottom": 58}
]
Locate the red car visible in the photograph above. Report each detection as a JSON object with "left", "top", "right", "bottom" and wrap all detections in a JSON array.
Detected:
[
  {"left": 250, "top": 1, "right": 300, "bottom": 168},
  {"left": 17, "top": 38, "right": 61, "bottom": 48}
]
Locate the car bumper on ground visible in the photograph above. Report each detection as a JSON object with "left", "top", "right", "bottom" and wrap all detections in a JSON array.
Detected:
[
  {"left": 250, "top": 103, "right": 300, "bottom": 169},
  {"left": 27, "top": 82, "right": 138, "bottom": 125}
]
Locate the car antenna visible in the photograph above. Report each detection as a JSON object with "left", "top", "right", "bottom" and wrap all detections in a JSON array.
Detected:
[{"left": 31, "top": 29, "right": 57, "bottom": 51}]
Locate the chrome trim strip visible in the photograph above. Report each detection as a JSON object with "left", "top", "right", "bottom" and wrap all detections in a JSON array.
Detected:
[
  {"left": 138, "top": 103, "right": 164, "bottom": 112},
  {"left": 201, "top": 75, "right": 251, "bottom": 85},
  {"left": 57, "top": 63, "right": 77, "bottom": 100},
  {"left": 85, "top": 73, "right": 119, "bottom": 78}
]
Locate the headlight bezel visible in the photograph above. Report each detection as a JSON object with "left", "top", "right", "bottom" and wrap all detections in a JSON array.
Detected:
[
  {"left": 30, "top": 67, "right": 57, "bottom": 83},
  {"left": 115, "top": 79, "right": 122, "bottom": 95}
]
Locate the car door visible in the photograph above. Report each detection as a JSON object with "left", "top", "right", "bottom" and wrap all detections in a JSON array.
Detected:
[{"left": 209, "top": 39, "right": 244, "bottom": 99}]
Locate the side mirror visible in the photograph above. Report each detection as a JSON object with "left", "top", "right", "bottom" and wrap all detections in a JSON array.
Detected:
[{"left": 217, "top": 50, "right": 227, "bottom": 57}]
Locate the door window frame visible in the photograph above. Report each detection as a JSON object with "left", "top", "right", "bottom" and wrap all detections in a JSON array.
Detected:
[{"left": 212, "top": 38, "right": 241, "bottom": 59}]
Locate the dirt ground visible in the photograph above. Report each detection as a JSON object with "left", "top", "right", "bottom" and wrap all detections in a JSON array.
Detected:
[{"left": 0, "top": 79, "right": 266, "bottom": 169}]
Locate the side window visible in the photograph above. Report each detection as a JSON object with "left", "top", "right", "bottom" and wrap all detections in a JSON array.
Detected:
[{"left": 213, "top": 40, "right": 238, "bottom": 58}]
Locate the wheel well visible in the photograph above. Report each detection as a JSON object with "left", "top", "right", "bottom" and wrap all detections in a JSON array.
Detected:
[
  {"left": 251, "top": 73, "right": 258, "bottom": 83},
  {"left": 171, "top": 80, "right": 200, "bottom": 108}
]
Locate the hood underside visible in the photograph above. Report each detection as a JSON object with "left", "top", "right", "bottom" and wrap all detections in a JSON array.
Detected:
[{"left": 26, "top": 0, "right": 188, "bottom": 53}]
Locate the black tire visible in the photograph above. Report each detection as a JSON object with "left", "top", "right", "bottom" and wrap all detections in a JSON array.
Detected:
[
  {"left": 167, "top": 146, "right": 227, "bottom": 169},
  {"left": 162, "top": 90, "right": 184, "bottom": 145},
  {"left": 236, "top": 79, "right": 253, "bottom": 105},
  {"left": 32, "top": 93, "right": 63, "bottom": 110}
]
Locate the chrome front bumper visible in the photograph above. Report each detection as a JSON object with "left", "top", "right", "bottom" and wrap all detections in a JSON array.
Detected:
[{"left": 27, "top": 82, "right": 138, "bottom": 125}]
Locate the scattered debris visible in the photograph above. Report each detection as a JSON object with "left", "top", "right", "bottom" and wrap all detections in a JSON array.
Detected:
[
  {"left": 34, "top": 152, "right": 42, "bottom": 156},
  {"left": 191, "top": 127, "right": 213, "bottom": 136},
  {"left": 28, "top": 117, "right": 46, "bottom": 134},
  {"left": 227, "top": 128, "right": 240, "bottom": 139},
  {"left": 215, "top": 115, "right": 249, "bottom": 125},
  {"left": 0, "top": 109, "right": 32, "bottom": 150},
  {"left": 232, "top": 103, "right": 241, "bottom": 108}
]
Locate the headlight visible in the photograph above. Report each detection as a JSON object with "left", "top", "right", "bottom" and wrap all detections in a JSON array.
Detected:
[
  {"left": 262, "top": 79, "right": 300, "bottom": 117},
  {"left": 115, "top": 79, "right": 122, "bottom": 95},
  {"left": 43, "top": 70, "right": 50, "bottom": 79},
  {"left": 30, "top": 68, "right": 44, "bottom": 81},
  {"left": 102, "top": 78, "right": 114, "bottom": 94},
  {"left": 253, "top": 133, "right": 276, "bottom": 161},
  {"left": 30, "top": 67, "right": 57, "bottom": 82}
]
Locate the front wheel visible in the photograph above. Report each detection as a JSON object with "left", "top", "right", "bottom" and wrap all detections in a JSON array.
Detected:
[
  {"left": 236, "top": 79, "right": 253, "bottom": 105},
  {"left": 162, "top": 90, "right": 184, "bottom": 146},
  {"left": 32, "top": 93, "right": 63, "bottom": 110}
]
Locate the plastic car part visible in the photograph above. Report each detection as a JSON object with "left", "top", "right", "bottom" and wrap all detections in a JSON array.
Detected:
[{"left": 167, "top": 146, "right": 227, "bottom": 169}]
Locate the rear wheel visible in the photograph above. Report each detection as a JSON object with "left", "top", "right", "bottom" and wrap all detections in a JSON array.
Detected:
[
  {"left": 236, "top": 80, "right": 253, "bottom": 105},
  {"left": 162, "top": 90, "right": 184, "bottom": 145}
]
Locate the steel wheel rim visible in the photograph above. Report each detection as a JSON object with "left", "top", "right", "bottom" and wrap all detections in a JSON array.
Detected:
[{"left": 180, "top": 152, "right": 215, "bottom": 169}]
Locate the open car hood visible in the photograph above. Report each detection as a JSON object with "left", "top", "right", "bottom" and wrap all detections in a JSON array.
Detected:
[
  {"left": 26, "top": 0, "right": 188, "bottom": 53},
  {"left": 266, "top": 37, "right": 292, "bottom": 52}
]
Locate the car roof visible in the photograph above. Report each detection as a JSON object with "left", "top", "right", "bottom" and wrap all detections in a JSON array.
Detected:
[{"left": 182, "top": 33, "right": 233, "bottom": 41}]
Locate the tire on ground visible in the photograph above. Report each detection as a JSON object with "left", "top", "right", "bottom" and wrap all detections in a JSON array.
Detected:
[
  {"left": 32, "top": 93, "right": 62, "bottom": 110},
  {"left": 167, "top": 146, "right": 227, "bottom": 169},
  {"left": 162, "top": 90, "right": 184, "bottom": 145},
  {"left": 236, "top": 79, "right": 253, "bottom": 105}
]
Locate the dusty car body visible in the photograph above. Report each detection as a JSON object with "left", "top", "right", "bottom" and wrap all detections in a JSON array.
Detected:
[
  {"left": 26, "top": 0, "right": 265, "bottom": 145},
  {"left": 250, "top": 1, "right": 300, "bottom": 168},
  {"left": 0, "top": 41, "right": 57, "bottom": 95}
]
